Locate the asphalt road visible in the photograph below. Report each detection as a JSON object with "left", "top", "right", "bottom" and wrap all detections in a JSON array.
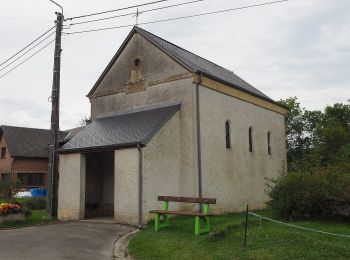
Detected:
[{"left": 0, "top": 221, "right": 134, "bottom": 260}]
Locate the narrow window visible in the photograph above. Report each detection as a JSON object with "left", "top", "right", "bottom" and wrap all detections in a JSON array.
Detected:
[
  {"left": 249, "top": 127, "right": 253, "bottom": 152},
  {"left": 225, "top": 120, "right": 231, "bottom": 149},
  {"left": 0, "top": 147, "right": 6, "bottom": 159},
  {"left": 267, "top": 131, "right": 271, "bottom": 155}
]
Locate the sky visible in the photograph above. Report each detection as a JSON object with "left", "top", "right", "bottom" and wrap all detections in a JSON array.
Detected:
[{"left": 0, "top": 0, "right": 349, "bottom": 130}]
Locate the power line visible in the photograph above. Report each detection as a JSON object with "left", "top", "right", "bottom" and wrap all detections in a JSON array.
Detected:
[
  {"left": 0, "top": 32, "right": 55, "bottom": 72},
  {"left": 0, "top": 26, "right": 55, "bottom": 68},
  {"left": 65, "top": 0, "right": 288, "bottom": 35},
  {"left": 0, "top": 39, "right": 55, "bottom": 80},
  {"left": 0, "top": 16, "right": 53, "bottom": 23},
  {"left": 65, "top": 0, "right": 172, "bottom": 20},
  {"left": 68, "top": 0, "right": 204, "bottom": 27}
]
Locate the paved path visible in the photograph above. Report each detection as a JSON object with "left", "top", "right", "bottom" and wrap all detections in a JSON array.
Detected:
[{"left": 0, "top": 222, "right": 134, "bottom": 260}]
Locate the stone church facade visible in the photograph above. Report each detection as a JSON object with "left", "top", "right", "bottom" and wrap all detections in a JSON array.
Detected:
[{"left": 58, "top": 26, "right": 287, "bottom": 226}]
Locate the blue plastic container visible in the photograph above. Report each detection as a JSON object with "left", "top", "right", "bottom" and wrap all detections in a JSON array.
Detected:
[{"left": 30, "top": 188, "right": 47, "bottom": 197}]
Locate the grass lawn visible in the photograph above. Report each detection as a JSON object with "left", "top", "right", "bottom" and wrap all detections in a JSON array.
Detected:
[
  {"left": 129, "top": 210, "right": 350, "bottom": 259},
  {"left": 0, "top": 210, "right": 55, "bottom": 229}
]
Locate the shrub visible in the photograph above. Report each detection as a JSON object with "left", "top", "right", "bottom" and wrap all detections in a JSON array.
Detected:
[
  {"left": 0, "top": 197, "right": 47, "bottom": 210},
  {"left": 11, "top": 197, "right": 47, "bottom": 210},
  {"left": 266, "top": 169, "right": 350, "bottom": 220}
]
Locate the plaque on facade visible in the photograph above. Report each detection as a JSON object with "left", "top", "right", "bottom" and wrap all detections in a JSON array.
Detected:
[{"left": 126, "top": 57, "right": 147, "bottom": 94}]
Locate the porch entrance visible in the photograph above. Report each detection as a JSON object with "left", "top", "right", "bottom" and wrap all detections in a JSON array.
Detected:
[{"left": 85, "top": 151, "right": 114, "bottom": 218}]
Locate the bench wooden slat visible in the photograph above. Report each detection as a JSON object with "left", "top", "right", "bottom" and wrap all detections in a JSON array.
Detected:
[
  {"left": 158, "top": 196, "right": 216, "bottom": 204},
  {"left": 149, "top": 209, "right": 214, "bottom": 217}
]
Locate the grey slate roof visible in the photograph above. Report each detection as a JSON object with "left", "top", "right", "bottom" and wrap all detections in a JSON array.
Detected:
[
  {"left": 62, "top": 126, "right": 85, "bottom": 143},
  {"left": 0, "top": 125, "right": 67, "bottom": 158},
  {"left": 59, "top": 102, "right": 181, "bottom": 153},
  {"left": 88, "top": 26, "right": 275, "bottom": 104},
  {"left": 135, "top": 27, "right": 273, "bottom": 101}
]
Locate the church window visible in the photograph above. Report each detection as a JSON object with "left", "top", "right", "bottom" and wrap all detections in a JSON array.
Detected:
[
  {"left": 249, "top": 127, "right": 253, "bottom": 152},
  {"left": 225, "top": 120, "right": 231, "bottom": 149},
  {"left": 267, "top": 131, "right": 271, "bottom": 155}
]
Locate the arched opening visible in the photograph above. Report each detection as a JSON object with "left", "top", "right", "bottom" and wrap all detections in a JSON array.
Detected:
[
  {"left": 249, "top": 127, "right": 253, "bottom": 152},
  {"left": 267, "top": 131, "right": 271, "bottom": 155}
]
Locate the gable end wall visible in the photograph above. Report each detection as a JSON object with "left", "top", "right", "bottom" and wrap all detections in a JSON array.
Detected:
[{"left": 0, "top": 135, "right": 12, "bottom": 176}]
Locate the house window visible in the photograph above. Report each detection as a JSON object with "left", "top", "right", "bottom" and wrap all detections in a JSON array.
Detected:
[
  {"left": 1, "top": 147, "right": 6, "bottom": 158},
  {"left": 17, "top": 172, "right": 44, "bottom": 187},
  {"left": 225, "top": 120, "right": 231, "bottom": 149},
  {"left": 267, "top": 131, "right": 271, "bottom": 155},
  {"left": 249, "top": 127, "right": 253, "bottom": 153},
  {"left": 1, "top": 173, "right": 10, "bottom": 183}
]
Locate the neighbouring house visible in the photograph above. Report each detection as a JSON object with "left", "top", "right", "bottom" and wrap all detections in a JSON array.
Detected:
[
  {"left": 58, "top": 26, "right": 287, "bottom": 226},
  {"left": 0, "top": 125, "right": 70, "bottom": 191},
  {"left": 0, "top": 125, "right": 52, "bottom": 190}
]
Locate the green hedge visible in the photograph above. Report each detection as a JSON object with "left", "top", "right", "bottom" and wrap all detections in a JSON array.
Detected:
[{"left": 266, "top": 169, "right": 350, "bottom": 219}]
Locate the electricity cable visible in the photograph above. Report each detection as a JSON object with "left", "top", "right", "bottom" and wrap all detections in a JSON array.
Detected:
[
  {"left": 0, "top": 39, "right": 55, "bottom": 79},
  {"left": 65, "top": 0, "right": 288, "bottom": 35},
  {"left": 0, "top": 25, "right": 55, "bottom": 67},
  {"left": 66, "top": 0, "right": 173, "bottom": 20},
  {"left": 68, "top": 0, "right": 204, "bottom": 27},
  {"left": 0, "top": 32, "right": 56, "bottom": 72},
  {"left": 0, "top": 16, "right": 52, "bottom": 23}
]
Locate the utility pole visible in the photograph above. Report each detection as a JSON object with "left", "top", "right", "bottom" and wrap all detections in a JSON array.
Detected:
[{"left": 47, "top": 7, "right": 63, "bottom": 217}]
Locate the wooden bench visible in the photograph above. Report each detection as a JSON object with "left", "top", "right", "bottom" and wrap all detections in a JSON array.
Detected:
[{"left": 149, "top": 195, "right": 217, "bottom": 235}]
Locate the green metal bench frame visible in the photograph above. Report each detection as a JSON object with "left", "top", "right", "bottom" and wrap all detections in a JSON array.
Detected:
[{"left": 151, "top": 196, "right": 216, "bottom": 236}]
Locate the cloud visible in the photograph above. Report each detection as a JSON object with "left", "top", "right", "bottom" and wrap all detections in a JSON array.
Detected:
[{"left": 0, "top": 98, "right": 50, "bottom": 128}]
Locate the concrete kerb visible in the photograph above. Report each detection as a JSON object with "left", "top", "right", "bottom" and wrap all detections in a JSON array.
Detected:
[{"left": 114, "top": 229, "right": 140, "bottom": 259}]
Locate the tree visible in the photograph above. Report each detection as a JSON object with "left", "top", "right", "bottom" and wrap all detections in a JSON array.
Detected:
[
  {"left": 278, "top": 97, "right": 319, "bottom": 171},
  {"left": 79, "top": 116, "right": 91, "bottom": 126},
  {"left": 279, "top": 98, "right": 350, "bottom": 171},
  {"left": 311, "top": 102, "right": 350, "bottom": 167}
]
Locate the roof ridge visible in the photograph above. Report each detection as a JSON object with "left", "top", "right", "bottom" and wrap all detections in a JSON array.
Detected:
[
  {"left": 135, "top": 26, "right": 236, "bottom": 74},
  {"left": 1, "top": 125, "right": 50, "bottom": 131},
  {"left": 1, "top": 125, "right": 69, "bottom": 133}
]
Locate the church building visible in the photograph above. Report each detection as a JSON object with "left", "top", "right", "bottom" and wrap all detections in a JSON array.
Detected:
[{"left": 58, "top": 26, "right": 287, "bottom": 226}]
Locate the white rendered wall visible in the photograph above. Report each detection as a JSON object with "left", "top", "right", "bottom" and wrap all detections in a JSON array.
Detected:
[
  {"left": 142, "top": 112, "right": 186, "bottom": 223},
  {"left": 58, "top": 153, "right": 86, "bottom": 220},
  {"left": 199, "top": 86, "right": 286, "bottom": 213},
  {"left": 114, "top": 148, "right": 139, "bottom": 225}
]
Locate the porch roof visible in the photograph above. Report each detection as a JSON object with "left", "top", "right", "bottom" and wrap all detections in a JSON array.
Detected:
[{"left": 59, "top": 102, "right": 181, "bottom": 153}]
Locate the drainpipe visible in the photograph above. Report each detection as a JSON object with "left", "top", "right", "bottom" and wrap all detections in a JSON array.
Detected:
[
  {"left": 195, "top": 72, "right": 203, "bottom": 200},
  {"left": 137, "top": 144, "right": 143, "bottom": 229}
]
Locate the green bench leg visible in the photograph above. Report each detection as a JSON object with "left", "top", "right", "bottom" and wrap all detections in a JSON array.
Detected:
[
  {"left": 195, "top": 216, "right": 211, "bottom": 235},
  {"left": 154, "top": 213, "right": 170, "bottom": 232},
  {"left": 155, "top": 213, "right": 160, "bottom": 232},
  {"left": 195, "top": 216, "right": 200, "bottom": 235}
]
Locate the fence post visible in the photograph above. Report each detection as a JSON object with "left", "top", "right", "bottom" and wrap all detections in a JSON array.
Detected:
[{"left": 244, "top": 204, "right": 249, "bottom": 248}]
